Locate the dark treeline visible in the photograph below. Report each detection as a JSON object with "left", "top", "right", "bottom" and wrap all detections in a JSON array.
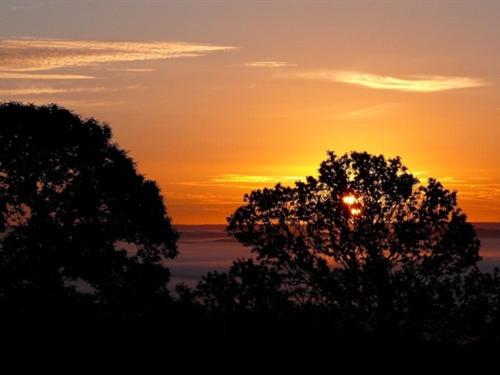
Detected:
[{"left": 1, "top": 102, "right": 500, "bottom": 350}]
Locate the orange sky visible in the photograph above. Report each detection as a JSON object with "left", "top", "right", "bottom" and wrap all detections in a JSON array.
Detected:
[{"left": 1, "top": 1, "right": 499, "bottom": 223}]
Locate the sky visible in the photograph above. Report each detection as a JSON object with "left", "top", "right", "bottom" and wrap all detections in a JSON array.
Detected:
[{"left": 1, "top": 0, "right": 499, "bottom": 224}]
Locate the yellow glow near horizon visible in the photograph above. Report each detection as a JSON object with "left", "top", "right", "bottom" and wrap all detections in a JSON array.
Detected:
[{"left": 1, "top": 3, "right": 499, "bottom": 224}]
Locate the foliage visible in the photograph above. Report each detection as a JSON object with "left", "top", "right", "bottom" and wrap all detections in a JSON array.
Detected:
[
  {"left": 194, "top": 151, "right": 496, "bottom": 341},
  {"left": 0, "top": 103, "right": 178, "bottom": 316}
]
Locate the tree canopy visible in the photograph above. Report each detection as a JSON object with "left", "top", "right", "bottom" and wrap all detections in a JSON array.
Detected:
[
  {"left": 194, "top": 151, "right": 497, "bottom": 340},
  {"left": 0, "top": 103, "right": 178, "bottom": 315}
]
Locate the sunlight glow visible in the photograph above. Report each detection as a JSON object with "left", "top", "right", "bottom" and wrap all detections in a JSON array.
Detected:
[
  {"left": 342, "top": 194, "right": 357, "bottom": 205},
  {"left": 350, "top": 208, "right": 362, "bottom": 216},
  {"left": 342, "top": 194, "right": 362, "bottom": 216}
]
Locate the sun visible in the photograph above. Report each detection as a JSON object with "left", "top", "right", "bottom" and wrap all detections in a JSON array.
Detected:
[
  {"left": 342, "top": 194, "right": 362, "bottom": 216},
  {"left": 342, "top": 194, "right": 357, "bottom": 205}
]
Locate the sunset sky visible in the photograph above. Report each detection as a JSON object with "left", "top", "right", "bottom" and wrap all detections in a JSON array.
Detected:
[{"left": 1, "top": 0, "right": 499, "bottom": 224}]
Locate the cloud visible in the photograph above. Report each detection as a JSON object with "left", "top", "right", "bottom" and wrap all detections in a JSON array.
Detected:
[
  {"left": 0, "top": 72, "right": 94, "bottom": 80},
  {"left": 439, "top": 176, "right": 466, "bottom": 184},
  {"left": 412, "top": 170, "right": 428, "bottom": 177},
  {"left": 293, "top": 70, "right": 487, "bottom": 92},
  {"left": 0, "top": 38, "right": 235, "bottom": 74},
  {"left": 0, "top": 86, "right": 113, "bottom": 96},
  {"left": 244, "top": 60, "right": 296, "bottom": 68},
  {"left": 437, "top": 177, "right": 500, "bottom": 209},
  {"left": 126, "top": 84, "right": 146, "bottom": 90},
  {"left": 212, "top": 174, "right": 302, "bottom": 184},
  {"left": 166, "top": 191, "right": 242, "bottom": 205},
  {"left": 97, "top": 68, "right": 156, "bottom": 72},
  {"left": 46, "top": 100, "right": 126, "bottom": 108}
]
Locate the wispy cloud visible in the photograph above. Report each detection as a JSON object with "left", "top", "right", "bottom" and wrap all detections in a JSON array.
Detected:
[
  {"left": 293, "top": 70, "right": 487, "bottom": 92},
  {"left": 0, "top": 86, "right": 113, "bottom": 96},
  {"left": 212, "top": 174, "right": 302, "bottom": 184},
  {"left": 94, "top": 67, "right": 156, "bottom": 73},
  {"left": 244, "top": 60, "right": 296, "bottom": 68},
  {"left": 439, "top": 176, "right": 466, "bottom": 184},
  {"left": 412, "top": 170, "right": 428, "bottom": 177},
  {"left": 0, "top": 72, "right": 94, "bottom": 80},
  {"left": 166, "top": 191, "right": 242, "bottom": 205},
  {"left": 438, "top": 177, "right": 500, "bottom": 210},
  {"left": 0, "top": 38, "right": 235, "bottom": 78},
  {"left": 126, "top": 84, "right": 146, "bottom": 90},
  {"left": 46, "top": 99, "right": 126, "bottom": 108}
]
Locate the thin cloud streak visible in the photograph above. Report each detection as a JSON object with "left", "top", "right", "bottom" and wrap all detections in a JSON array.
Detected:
[
  {"left": 0, "top": 72, "right": 94, "bottom": 80},
  {"left": 47, "top": 100, "right": 126, "bottom": 108},
  {"left": 0, "top": 86, "right": 113, "bottom": 96},
  {"left": 94, "top": 67, "right": 156, "bottom": 72},
  {"left": 0, "top": 38, "right": 235, "bottom": 72},
  {"left": 244, "top": 60, "right": 296, "bottom": 68},
  {"left": 293, "top": 70, "right": 487, "bottom": 92},
  {"left": 212, "top": 174, "right": 302, "bottom": 184}
]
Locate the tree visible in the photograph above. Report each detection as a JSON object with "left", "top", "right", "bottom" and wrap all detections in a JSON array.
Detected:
[
  {"left": 194, "top": 259, "right": 291, "bottom": 313},
  {"left": 199, "top": 151, "right": 484, "bottom": 338},
  {"left": 0, "top": 103, "right": 178, "bottom": 317}
]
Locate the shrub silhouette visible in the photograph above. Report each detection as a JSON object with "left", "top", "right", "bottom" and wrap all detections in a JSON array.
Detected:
[
  {"left": 194, "top": 151, "right": 498, "bottom": 341},
  {"left": 0, "top": 103, "right": 178, "bottom": 319},
  {"left": 194, "top": 259, "right": 292, "bottom": 313}
]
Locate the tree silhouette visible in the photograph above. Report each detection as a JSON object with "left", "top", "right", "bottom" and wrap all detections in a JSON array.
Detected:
[
  {"left": 194, "top": 259, "right": 291, "bottom": 313},
  {"left": 0, "top": 103, "right": 178, "bottom": 318},
  {"left": 195, "top": 151, "right": 489, "bottom": 340}
]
